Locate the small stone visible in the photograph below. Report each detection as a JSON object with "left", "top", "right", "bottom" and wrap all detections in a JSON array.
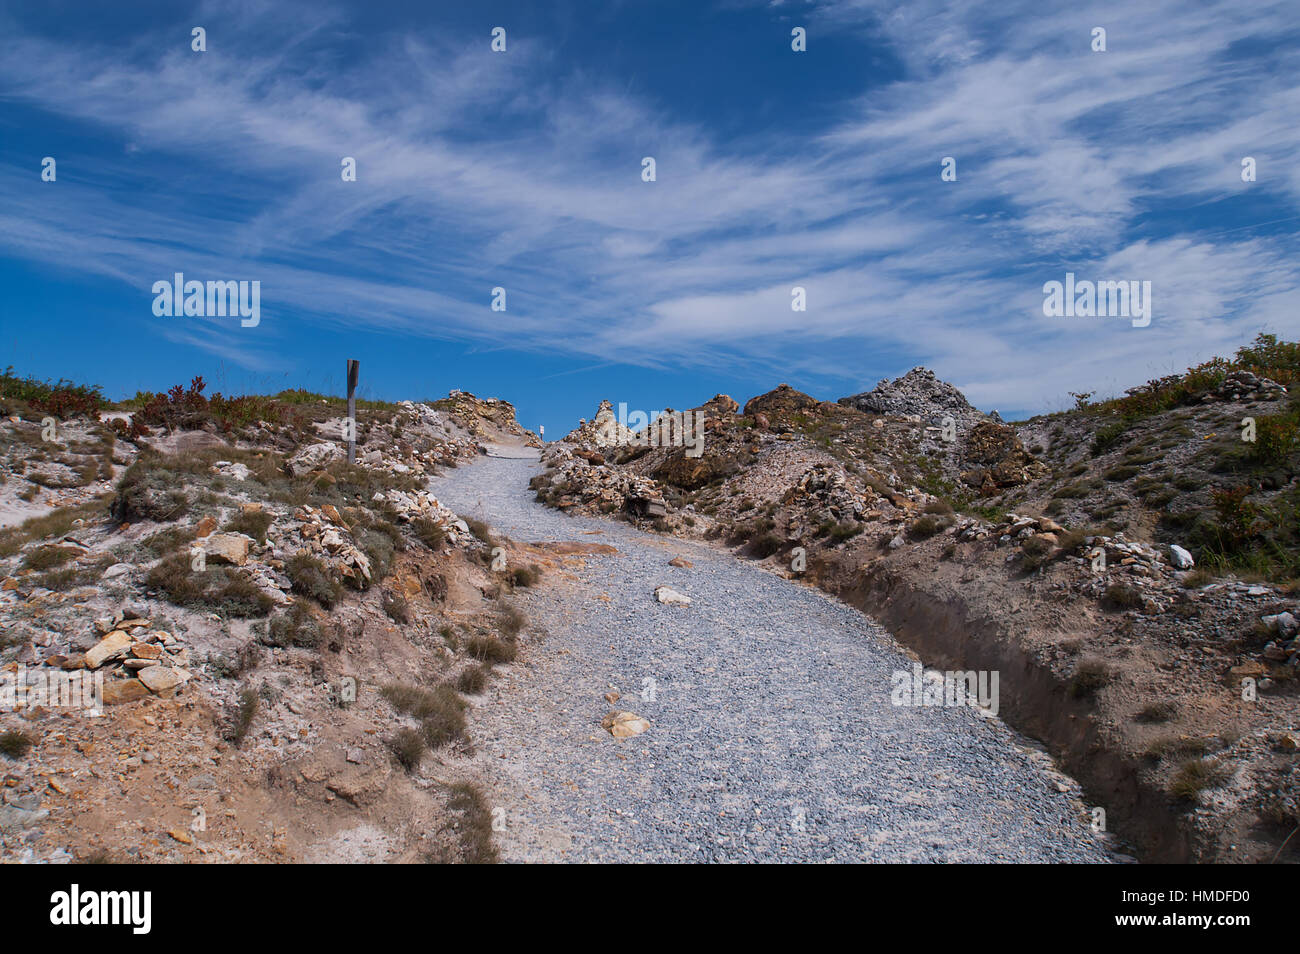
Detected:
[
  {"left": 601, "top": 711, "right": 650, "bottom": 739},
  {"left": 653, "top": 585, "right": 691, "bottom": 606},
  {"left": 668, "top": 557, "right": 693, "bottom": 568}
]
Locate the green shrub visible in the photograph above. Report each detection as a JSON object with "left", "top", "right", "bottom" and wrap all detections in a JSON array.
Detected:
[
  {"left": 111, "top": 458, "right": 191, "bottom": 523},
  {"left": 1136, "top": 701, "right": 1178, "bottom": 724},
  {"left": 412, "top": 517, "right": 446, "bottom": 550},
  {"left": 21, "top": 545, "right": 77, "bottom": 571},
  {"left": 285, "top": 552, "right": 343, "bottom": 608},
  {"left": 0, "top": 366, "right": 106, "bottom": 419},
  {"left": 390, "top": 727, "right": 427, "bottom": 771},
  {"left": 1101, "top": 583, "right": 1143, "bottom": 610},
  {"left": 828, "top": 522, "right": 863, "bottom": 543},
  {"left": 466, "top": 634, "right": 517, "bottom": 665},
  {"left": 266, "top": 602, "right": 323, "bottom": 649},
  {"left": 146, "top": 552, "right": 273, "bottom": 617},
  {"left": 1090, "top": 421, "right": 1128, "bottom": 457},
  {"left": 0, "top": 729, "right": 33, "bottom": 758},
  {"left": 1068, "top": 657, "right": 1112, "bottom": 697},
  {"left": 455, "top": 664, "right": 489, "bottom": 695},
  {"left": 355, "top": 528, "right": 397, "bottom": 584},
  {"left": 424, "top": 782, "right": 499, "bottom": 864},
  {"left": 746, "top": 532, "right": 785, "bottom": 558},
  {"left": 224, "top": 508, "right": 273, "bottom": 543},
  {"left": 227, "top": 688, "right": 258, "bottom": 746},
  {"left": 1171, "top": 758, "right": 1232, "bottom": 801},
  {"left": 1250, "top": 412, "right": 1299, "bottom": 466},
  {"left": 382, "top": 683, "right": 467, "bottom": 752},
  {"left": 909, "top": 514, "right": 951, "bottom": 538}
]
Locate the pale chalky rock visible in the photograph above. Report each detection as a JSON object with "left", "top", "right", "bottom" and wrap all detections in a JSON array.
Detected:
[
  {"left": 287, "top": 441, "right": 343, "bottom": 476},
  {"left": 653, "top": 585, "right": 691, "bottom": 606}
]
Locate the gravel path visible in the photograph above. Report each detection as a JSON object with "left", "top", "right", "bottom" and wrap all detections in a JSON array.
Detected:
[{"left": 431, "top": 449, "right": 1115, "bottom": 863}]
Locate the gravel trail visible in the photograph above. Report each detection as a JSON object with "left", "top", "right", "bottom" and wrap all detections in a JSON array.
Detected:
[{"left": 431, "top": 450, "right": 1115, "bottom": 863}]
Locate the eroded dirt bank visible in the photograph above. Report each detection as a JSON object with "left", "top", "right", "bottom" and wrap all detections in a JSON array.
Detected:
[{"left": 816, "top": 552, "right": 1194, "bottom": 862}]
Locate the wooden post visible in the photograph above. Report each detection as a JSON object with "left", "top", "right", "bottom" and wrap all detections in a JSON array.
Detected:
[{"left": 346, "top": 359, "right": 359, "bottom": 464}]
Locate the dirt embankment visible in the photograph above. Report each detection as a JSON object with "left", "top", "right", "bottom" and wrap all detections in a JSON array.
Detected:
[{"left": 814, "top": 546, "right": 1195, "bottom": 861}]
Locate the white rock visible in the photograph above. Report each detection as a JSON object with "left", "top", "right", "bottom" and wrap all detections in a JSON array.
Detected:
[
  {"left": 286, "top": 442, "right": 343, "bottom": 477},
  {"left": 1169, "top": 544, "right": 1195, "bottom": 569},
  {"left": 653, "top": 585, "right": 691, "bottom": 606}
]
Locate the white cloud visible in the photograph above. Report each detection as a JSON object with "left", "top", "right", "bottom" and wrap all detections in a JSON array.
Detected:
[{"left": 0, "top": 0, "right": 1298, "bottom": 409}]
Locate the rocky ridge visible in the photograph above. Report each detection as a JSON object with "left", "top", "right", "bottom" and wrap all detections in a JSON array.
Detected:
[{"left": 532, "top": 348, "right": 1300, "bottom": 862}]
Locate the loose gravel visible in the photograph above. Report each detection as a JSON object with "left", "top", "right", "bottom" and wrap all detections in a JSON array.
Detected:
[{"left": 431, "top": 449, "right": 1116, "bottom": 863}]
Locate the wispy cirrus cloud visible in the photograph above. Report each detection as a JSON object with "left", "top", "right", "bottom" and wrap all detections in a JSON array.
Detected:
[{"left": 1, "top": 0, "right": 1298, "bottom": 416}]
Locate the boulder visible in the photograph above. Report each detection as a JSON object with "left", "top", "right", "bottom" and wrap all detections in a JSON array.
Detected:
[
  {"left": 84, "top": 631, "right": 132, "bottom": 669},
  {"left": 1170, "top": 544, "right": 1195, "bottom": 569},
  {"left": 137, "top": 666, "right": 190, "bottom": 695},
  {"left": 203, "top": 534, "right": 249, "bottom": 567},
  {"left": 1262, "top": 612, "right": 1298, "bottom": 639},
  {"left": 101, "top": 678, "right": 149, "bottom": 705}
]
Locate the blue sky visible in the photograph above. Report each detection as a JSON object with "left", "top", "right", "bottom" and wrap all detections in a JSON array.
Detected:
[{"left": 2, "top": 0, "right": 1299, "bottom": 433}]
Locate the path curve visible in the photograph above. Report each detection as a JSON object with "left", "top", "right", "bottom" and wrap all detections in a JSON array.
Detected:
[{"left": 432, "top": 450, "right": 1114, "bottom": 863}]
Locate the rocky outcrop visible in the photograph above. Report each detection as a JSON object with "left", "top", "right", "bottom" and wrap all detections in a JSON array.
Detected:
[
  {"left": 839, "top": 367, "right": 987, "bottom": 429},
  {"left": 959, "top": 421, "right": 1048, "bottom": 493},
  {"left": 743, "top": 384, "right": 818, "bottom": 418}
]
